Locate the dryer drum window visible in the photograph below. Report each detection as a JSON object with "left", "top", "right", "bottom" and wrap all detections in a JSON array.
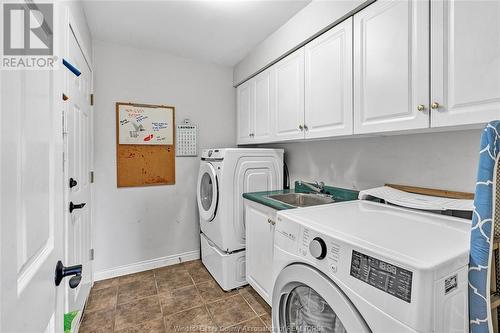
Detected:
[
  {"left": 285, "top": 285, "right": 347, "bottom": 333},
  {"left": 200, "top": 172, "right": 213, "bottom": 211}
]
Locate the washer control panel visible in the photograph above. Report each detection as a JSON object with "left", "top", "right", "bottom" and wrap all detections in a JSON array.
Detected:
[
  {"left": 201, "top": 149, "right": 223, "bottom": 160},
  {"left": 350, "top": 250, "right": 413, "bottom": 303},
  {"left": 299, "top": 228, "right": 341, "bottom": 274}
]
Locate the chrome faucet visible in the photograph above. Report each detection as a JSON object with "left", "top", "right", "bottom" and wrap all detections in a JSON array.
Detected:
[{"left": 299, "top": 180, "right": 325, "bottom": 194}]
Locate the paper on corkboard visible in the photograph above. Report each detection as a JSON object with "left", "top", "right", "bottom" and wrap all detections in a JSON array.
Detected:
[{"left": 116, "top": 102, "right": 175, "bottom": 187}]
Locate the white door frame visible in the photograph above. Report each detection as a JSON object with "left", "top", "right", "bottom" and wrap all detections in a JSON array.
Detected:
[{"left": 62, "top": 7, "right": 94, "bottom": 325}]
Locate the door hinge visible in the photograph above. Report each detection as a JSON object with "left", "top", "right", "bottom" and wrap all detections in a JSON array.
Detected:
[
  {"left": 90, "top": 93, "right": 94, "bottom": 106},
  {"left": 90, "top": 171, "right": 94, "bottom": 183},
  {"left": 89, "top": 248, "right": 94, "bottom": 261}
]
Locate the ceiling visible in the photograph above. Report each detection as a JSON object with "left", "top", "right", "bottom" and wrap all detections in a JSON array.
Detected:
[{"left": 82, "top": 0, "right": 311, "bottom": 67}]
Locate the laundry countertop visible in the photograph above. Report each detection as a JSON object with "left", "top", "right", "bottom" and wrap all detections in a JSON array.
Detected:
[{"left": 242, "top": 181, "right": 360, "bottom": 211}]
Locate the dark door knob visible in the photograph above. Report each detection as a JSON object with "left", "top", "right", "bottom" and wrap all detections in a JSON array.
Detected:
[
  {"left": 69, "top": 202, "right": 86, "bottom": 213},
  {"left": 69, "top": 178, "right": 78, "bottom": 188},
  {"left": 55, "top": 261, "right": 82, "bottom": 288}
]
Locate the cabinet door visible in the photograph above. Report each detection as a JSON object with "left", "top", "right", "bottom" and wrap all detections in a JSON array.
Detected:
[
  {"left": 253, "top": 69, "right": 274, "bottom": 143},
  {"left": 354, "top": 0, "right": 429, "bottom": 134},
  {"left": 237, "top": 80, "right": 255, "bottom": 144},
  {"left": 274, "top": 48, "right": 305, "bottom": 141},
  {"left": 431, "top": 0, "right": 500, "bottom": 127},
  {"left": 305, "top": 18, "right": 353, "bottom": 139},
  {"left": 245, "top": 201, "right": 275, "bottom": 304}
]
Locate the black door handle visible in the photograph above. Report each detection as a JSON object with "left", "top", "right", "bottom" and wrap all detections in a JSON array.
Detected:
[
  {"left": 69, "top": 202, "right": 85, "bottom": 213},
  {"left": 69, "top": 178, "right": 78, "bottom": 188},
  {"left": 55, "top": 261, "right": 82, "bottom": 288},
  {"left": 69, "top": 275, "right": 82, "bottom": 289}
]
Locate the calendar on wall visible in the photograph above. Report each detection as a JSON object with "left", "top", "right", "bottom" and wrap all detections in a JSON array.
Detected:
[{"left": 176, "top": 119, "right": 198, "bottom": 156}]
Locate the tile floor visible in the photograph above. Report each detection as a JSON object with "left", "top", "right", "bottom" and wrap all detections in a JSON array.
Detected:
[{"left": 79, "top": 260, "right": 272, "bottom": 333}]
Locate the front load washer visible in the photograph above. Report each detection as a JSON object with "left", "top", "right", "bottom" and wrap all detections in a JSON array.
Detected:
[
  {"left": 272, "top": 200, "right": 470, "bottom": 333},
  {"left": 197, "top": 148, "right": 283, "bottom": 290}
]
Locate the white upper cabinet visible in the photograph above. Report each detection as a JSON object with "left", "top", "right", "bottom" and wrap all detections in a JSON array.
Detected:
[
  {"left": 236, "top": 0, "right": 496, "bottom": 144},
  {"left": 254, "top": 69, "right": 275, "bottom": 143},
  {"left": 274, "top": 48, "right": 305, "bottom": 141},
  {"left": 305, "top": 17, "right": 353, "bottom": 139},
  {"left": 237, "top": 80, "right": 254, "bottom": 144},
  {"left": 430, "top": 0, "right": 500, "bottom": 127},
  {"left": 236, "top": 69, "right": 274, "bottom": 145},
  {"left": 354, "top": 0, "right": 429, "bottom": 134}
]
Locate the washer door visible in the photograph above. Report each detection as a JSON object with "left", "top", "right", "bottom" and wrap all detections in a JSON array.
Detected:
[
  {"left": 273, "top": 264, "right": 371, "bottom": 333},
  {"left": 197, "top": 162, "right": 218, "bottom": 221}
]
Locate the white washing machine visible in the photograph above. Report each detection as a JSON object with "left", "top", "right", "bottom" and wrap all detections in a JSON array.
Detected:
[
  {"left": 197, "top": 148, "right": 283, "bottom": 290},
  {"left": 272, "top": 200, "right": 470, "bottom": 333}
]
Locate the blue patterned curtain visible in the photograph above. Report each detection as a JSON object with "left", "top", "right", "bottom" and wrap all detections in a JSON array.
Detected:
[{"left": 470, "top": 121, "right": 500, "bottom": 333}]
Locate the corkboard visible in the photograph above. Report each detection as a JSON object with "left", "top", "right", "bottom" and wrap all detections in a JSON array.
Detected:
[{"left": 116, "top": 102, "right": 175, "bottom": 187}]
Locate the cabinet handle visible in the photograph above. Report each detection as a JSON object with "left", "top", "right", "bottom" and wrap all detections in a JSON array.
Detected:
[
  {"left": 303, "top": 125, "right": 309, "bottom": 131},
  {"left": 249, "top": 133, "right": 254, "bottom": 137},
  {"left": 268, "top": 218, "right": 276, "bottom": 226},
  {"left": 417, "top": 104, "right": 425, "bottom": 112},
  {"left": 298, "top": 125, "right": 303, "bottom": 131},
  {"left": 431, "top": 102, "right": 440, "bottom": 109}
]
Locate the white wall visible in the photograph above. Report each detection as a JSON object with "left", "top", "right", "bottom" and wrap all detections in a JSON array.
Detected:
[
  {"left": 233, "top": 0, "right": 370, "bottom": 85},
  {"left": 262, "top": 130, "right": 481, "bottom": 193},
  {"left": 93, "top": 40, "right": 235, "bottom": 277}
]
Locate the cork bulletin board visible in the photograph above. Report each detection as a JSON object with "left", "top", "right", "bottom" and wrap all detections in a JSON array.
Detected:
[{"left": 116, "top": 102, "right": 175, "bottom": 187}]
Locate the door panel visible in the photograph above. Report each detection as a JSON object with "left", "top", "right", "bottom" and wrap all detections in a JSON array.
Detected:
[
  {"left": 65, "top": 27, "right": 92, "bottom": 314},
  {"left": 431, "top": 0, "right": 500, "bottom": 127},
  {"left": 245, "top": 203, "right": 275, "bottom": 304},
  {"left": 354, "top": 0, "right": 429, "bottom": 134},
  {"left": 275, "top": 48, "right": 305, "bottom": 141},
  {"left": 305, "top": 18, "right": 353, "bottom": 139},
  {"left": 1, "top": 36, "right": 63, "bottom": 333},
  {"left": 237, "top": 81, "right": 255, "bottom": 144},
  {"left": 254, "top": 69, "right": 274, "bottom": 143}
]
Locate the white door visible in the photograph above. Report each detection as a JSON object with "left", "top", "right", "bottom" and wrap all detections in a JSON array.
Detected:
[
  {"left": 253, "top": 69, "right": 274, "bottom": 143},
  {"left": 245, "top": 201, "right": 276, "bottom": 304},
  {"left": 305, "top": 18, "right": 353, "bottom": 139},
  {"left": 237, "top": 80, "right": 255, "bottom": 144},
  {"left": 65, "top": 28, "right": 92, "bottom": 314},
  {"left": 354, "top": 0, "right": 429, "bottom": 134},
  {"left": 431, "top": 0, "right": 500, "bottom": 127},
  {"left": 274, "top": 48, "right": 305, "bottom": 141},
  {"left": 273, "top": 264, "right": 371, "bottom": 333},
  {"left": 0, "top": 10, "right": 64, "bottom": 333}
]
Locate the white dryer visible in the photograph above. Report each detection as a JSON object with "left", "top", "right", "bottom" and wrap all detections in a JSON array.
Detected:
[
  {"left": 272, "top": 200, "right": 470, "bottom": 333},
  {"left": 197, "top": 148, "right": 283, "bottom": 290}
]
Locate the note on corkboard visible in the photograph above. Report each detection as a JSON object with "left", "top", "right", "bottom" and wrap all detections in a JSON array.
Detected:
[{"left": 116, "top": 102, "right": 175, "bottom": 187}]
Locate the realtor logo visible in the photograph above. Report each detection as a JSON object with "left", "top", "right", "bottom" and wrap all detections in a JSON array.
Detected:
[{"left": 2, "top": 3, "right": 56, "bottom": 69}]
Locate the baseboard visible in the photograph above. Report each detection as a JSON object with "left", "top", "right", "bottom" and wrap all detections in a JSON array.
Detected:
[{"left": 94, "top": 250, "right": 200, "bottom": 281}]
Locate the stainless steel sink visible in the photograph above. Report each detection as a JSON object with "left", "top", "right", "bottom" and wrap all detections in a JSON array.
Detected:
[{"left": 266, "top": 193, "right": 335, "bottom": 208}]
